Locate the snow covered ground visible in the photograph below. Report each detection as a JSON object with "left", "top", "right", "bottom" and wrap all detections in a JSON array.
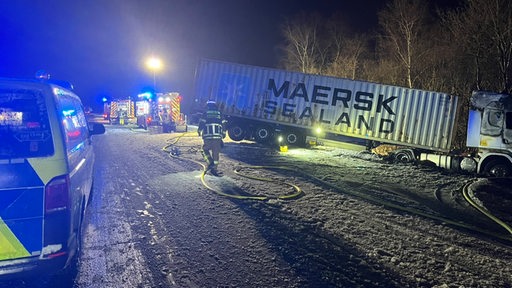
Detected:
[
  {"left": 5, "top": 125, "right": 511, "bottom": 288},
  {"left": 164, "top": 130, "right": 512, "bottom": 287}
]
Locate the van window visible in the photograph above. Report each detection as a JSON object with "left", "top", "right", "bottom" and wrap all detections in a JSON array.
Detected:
[
  {"left": 481, "top": 104, "right": 503, "bottom": 136},
  {"left": 0, "top": 89, "right": 54, "bottom": 159},
  {"left": 54, "top": 91, "right": 89, "bottom": 152},
  {"left": 506, "top": 112, "right": 512, "bottom": 129}
]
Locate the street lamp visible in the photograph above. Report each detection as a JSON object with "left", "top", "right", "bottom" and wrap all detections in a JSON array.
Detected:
[{"left": 145, "top": 56, "right": 162, "bottom": 90}]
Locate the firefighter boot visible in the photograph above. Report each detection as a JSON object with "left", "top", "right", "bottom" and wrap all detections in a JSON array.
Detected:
[
  {"left": 210, "top": 163, "right": 223, "bottom": 177},
  {"left": 210, "top": 167, "right": 222, "bottom": 177},
  {"left": 201, "top": 150, "right": 214, "bottom": 171}
]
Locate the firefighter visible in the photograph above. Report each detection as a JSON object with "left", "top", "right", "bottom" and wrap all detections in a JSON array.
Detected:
[
  {"left": 198, "top": 100, "right": 225, "bottom": 176},
  {"left": 160, "top": 107, "right": 172, "bottom": 133}
]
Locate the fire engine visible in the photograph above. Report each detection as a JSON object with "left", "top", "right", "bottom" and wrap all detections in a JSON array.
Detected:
[
  {"left": 103, "top": 101, "right": 110, "bottom": 120},
  {"left": 136, "top": 92, "right": 187, "bottom": 132},
  {"left": 110, "top": 99, "right": 135, "bottom": 125}
]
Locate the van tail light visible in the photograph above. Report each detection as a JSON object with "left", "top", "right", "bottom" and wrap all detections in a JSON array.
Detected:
[{"left": 45, "top": 175, "right": 70, "bottom": 213}]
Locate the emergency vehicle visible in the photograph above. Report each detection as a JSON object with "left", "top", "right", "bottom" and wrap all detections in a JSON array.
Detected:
[
  {"left": 103, "top": 101, "right": 111, "bottom": 120},
  {"left": 110, "top": 99, "right": 135, "bottom": 125},
  {"left": 0, "top": 77, "right": 105, "bottom": 279},
  {"left": 136, "top": 92, "right": 187, "bottom": 132}
]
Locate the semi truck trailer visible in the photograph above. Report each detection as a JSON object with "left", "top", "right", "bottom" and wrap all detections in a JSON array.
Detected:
[{"left": 194, "top": 58, "right": 512, "bottom": 177}]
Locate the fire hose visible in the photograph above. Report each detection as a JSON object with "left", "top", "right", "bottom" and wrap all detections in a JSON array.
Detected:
[{"left": 162, "top": 132, "right": 302, "bottom": 201}]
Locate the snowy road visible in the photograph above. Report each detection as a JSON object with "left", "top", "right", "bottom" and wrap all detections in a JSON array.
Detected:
[{"left": 7, "top": 125, "right": 512, "bottom": 287}]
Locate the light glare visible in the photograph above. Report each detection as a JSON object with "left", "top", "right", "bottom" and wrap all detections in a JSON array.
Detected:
[{"left": 146, "top": 57, "right": 162, "bottom": 70}]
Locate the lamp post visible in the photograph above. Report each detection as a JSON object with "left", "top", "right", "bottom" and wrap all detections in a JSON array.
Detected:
[{"left": 146, "top": 56, "right": 162, "bottom": 90}]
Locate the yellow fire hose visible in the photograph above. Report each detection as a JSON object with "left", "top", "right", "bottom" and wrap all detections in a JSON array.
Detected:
[
  {"left": 160, "top": 132, "right": 510, "bottom": 241},
  {"left": 162, "top": 133, "right": 302, "bottom": 201},
  {"left": 462, "top": 181, "right": 512, "bottom": 235}
]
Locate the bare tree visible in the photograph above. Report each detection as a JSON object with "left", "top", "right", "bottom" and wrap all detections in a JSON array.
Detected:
[
  {"left": 442, "top": 0, "right": 512, "bottom": 93},
  {"left": 486, "top": 0, "right": 512, "bottom": 92},
  {"left": 412, "top": 21, "right": 456, "bottom": 92},
  {"left": 442, "top": 1, "right": 491, "bottom": 91},
  {"left": 378, "top": 0, "right": 430, "bottom": 88},
  {"left": 280, "top": 12, "right": 325, "bottom": 74},
  {"left": 325, "top": 29, "right": 368, "bottom": 80}
]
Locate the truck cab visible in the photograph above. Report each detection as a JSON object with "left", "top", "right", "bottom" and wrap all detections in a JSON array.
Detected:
[{"left": 466, "top": 91, "right": 512, "bottom": 176}]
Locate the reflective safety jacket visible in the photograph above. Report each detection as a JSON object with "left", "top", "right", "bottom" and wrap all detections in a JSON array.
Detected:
[
  {"left": 201, "top": 123, "right": 224, "bottom": 140},
  {"left": 198, "top": 109, "right": 224, "bottom": 140}
]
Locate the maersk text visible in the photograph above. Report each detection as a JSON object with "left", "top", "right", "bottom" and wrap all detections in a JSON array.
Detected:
[{"left": 265, "top": 79, "right": 397, "bottom": 133}]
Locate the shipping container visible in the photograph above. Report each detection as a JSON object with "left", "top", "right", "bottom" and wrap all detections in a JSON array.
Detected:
[{"left": 195, "top": 58, "right": 459, "bottom": 152}]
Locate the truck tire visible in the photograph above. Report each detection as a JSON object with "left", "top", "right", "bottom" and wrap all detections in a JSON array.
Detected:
[
  {"left": 228, "top": 125, "right": 246, "bottom": 141},
  {"left": 483, "top": 159, "right": 512, "bottom": 177},
  {"left": 254, "top": 125, "right": 273, "bottom": 143},
  {"left": 285, "top": 131, "right": 305, "bottom": 146},
  {"left": 393, "top": 149, "right": 415, "bottom": 164}
]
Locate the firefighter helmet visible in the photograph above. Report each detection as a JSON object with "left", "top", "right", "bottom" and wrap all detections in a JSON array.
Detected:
[{"left": 206, "top": 100, "right": 218, "bottom": 110}]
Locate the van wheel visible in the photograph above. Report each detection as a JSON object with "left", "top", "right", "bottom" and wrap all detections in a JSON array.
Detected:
[
  {"left": 57, "top": 199, "right": 85, "bottom": 279},
  {"left": 228, "top": 125, "right": 247, "bottom": 141},
  {"left": 484, "top": 159, "right": 512, "bottom": 177},
  {"left": 87, "top": 180, "right": 94, "bottom": 204},
  {"left": 76, "top": 198, "right": 86, "bottom": 255},
  {"left": 254, "top": 126, "right": 273, "bottom": 143}
]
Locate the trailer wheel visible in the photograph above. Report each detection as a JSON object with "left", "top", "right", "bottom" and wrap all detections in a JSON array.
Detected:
[
  {"left": 254, "top": 126, "right": 273, "bottom": 143},
  {"left": 483, "top": 159, "right": 512, "bottom": 177},
  {"left": 393, "top": 149, "right": 415, "bottom": 164},
  {"left": 228, "top": 125, "right": 246, "bottom": 141},
  {"left": 285, "top": 131, "right": 305, "bottom": 146}
]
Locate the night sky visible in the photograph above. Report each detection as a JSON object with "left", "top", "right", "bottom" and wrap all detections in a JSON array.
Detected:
[{"left": 0, "top": 0, "right": 426, "bottom": 111}]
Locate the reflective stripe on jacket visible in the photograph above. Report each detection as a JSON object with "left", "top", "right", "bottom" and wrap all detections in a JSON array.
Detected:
[
  {"left": 202, "top": 123, "right": 223, "bottom": 139},
  {"left": 206, "top": 110, "right": 221, "bottom": 122}
]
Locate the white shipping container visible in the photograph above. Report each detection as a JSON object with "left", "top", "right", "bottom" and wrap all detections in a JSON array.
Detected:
[{"left": 195, "top": 59, "right": 459, "bottom": 152}]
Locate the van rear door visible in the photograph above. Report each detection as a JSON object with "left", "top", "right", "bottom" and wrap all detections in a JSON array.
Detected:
[
  {"left": 0, "top": 87, "right": 54, "bottom": 261},
  {"left": 0, "top": 161, "right": 45, "bottom": 260}
]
